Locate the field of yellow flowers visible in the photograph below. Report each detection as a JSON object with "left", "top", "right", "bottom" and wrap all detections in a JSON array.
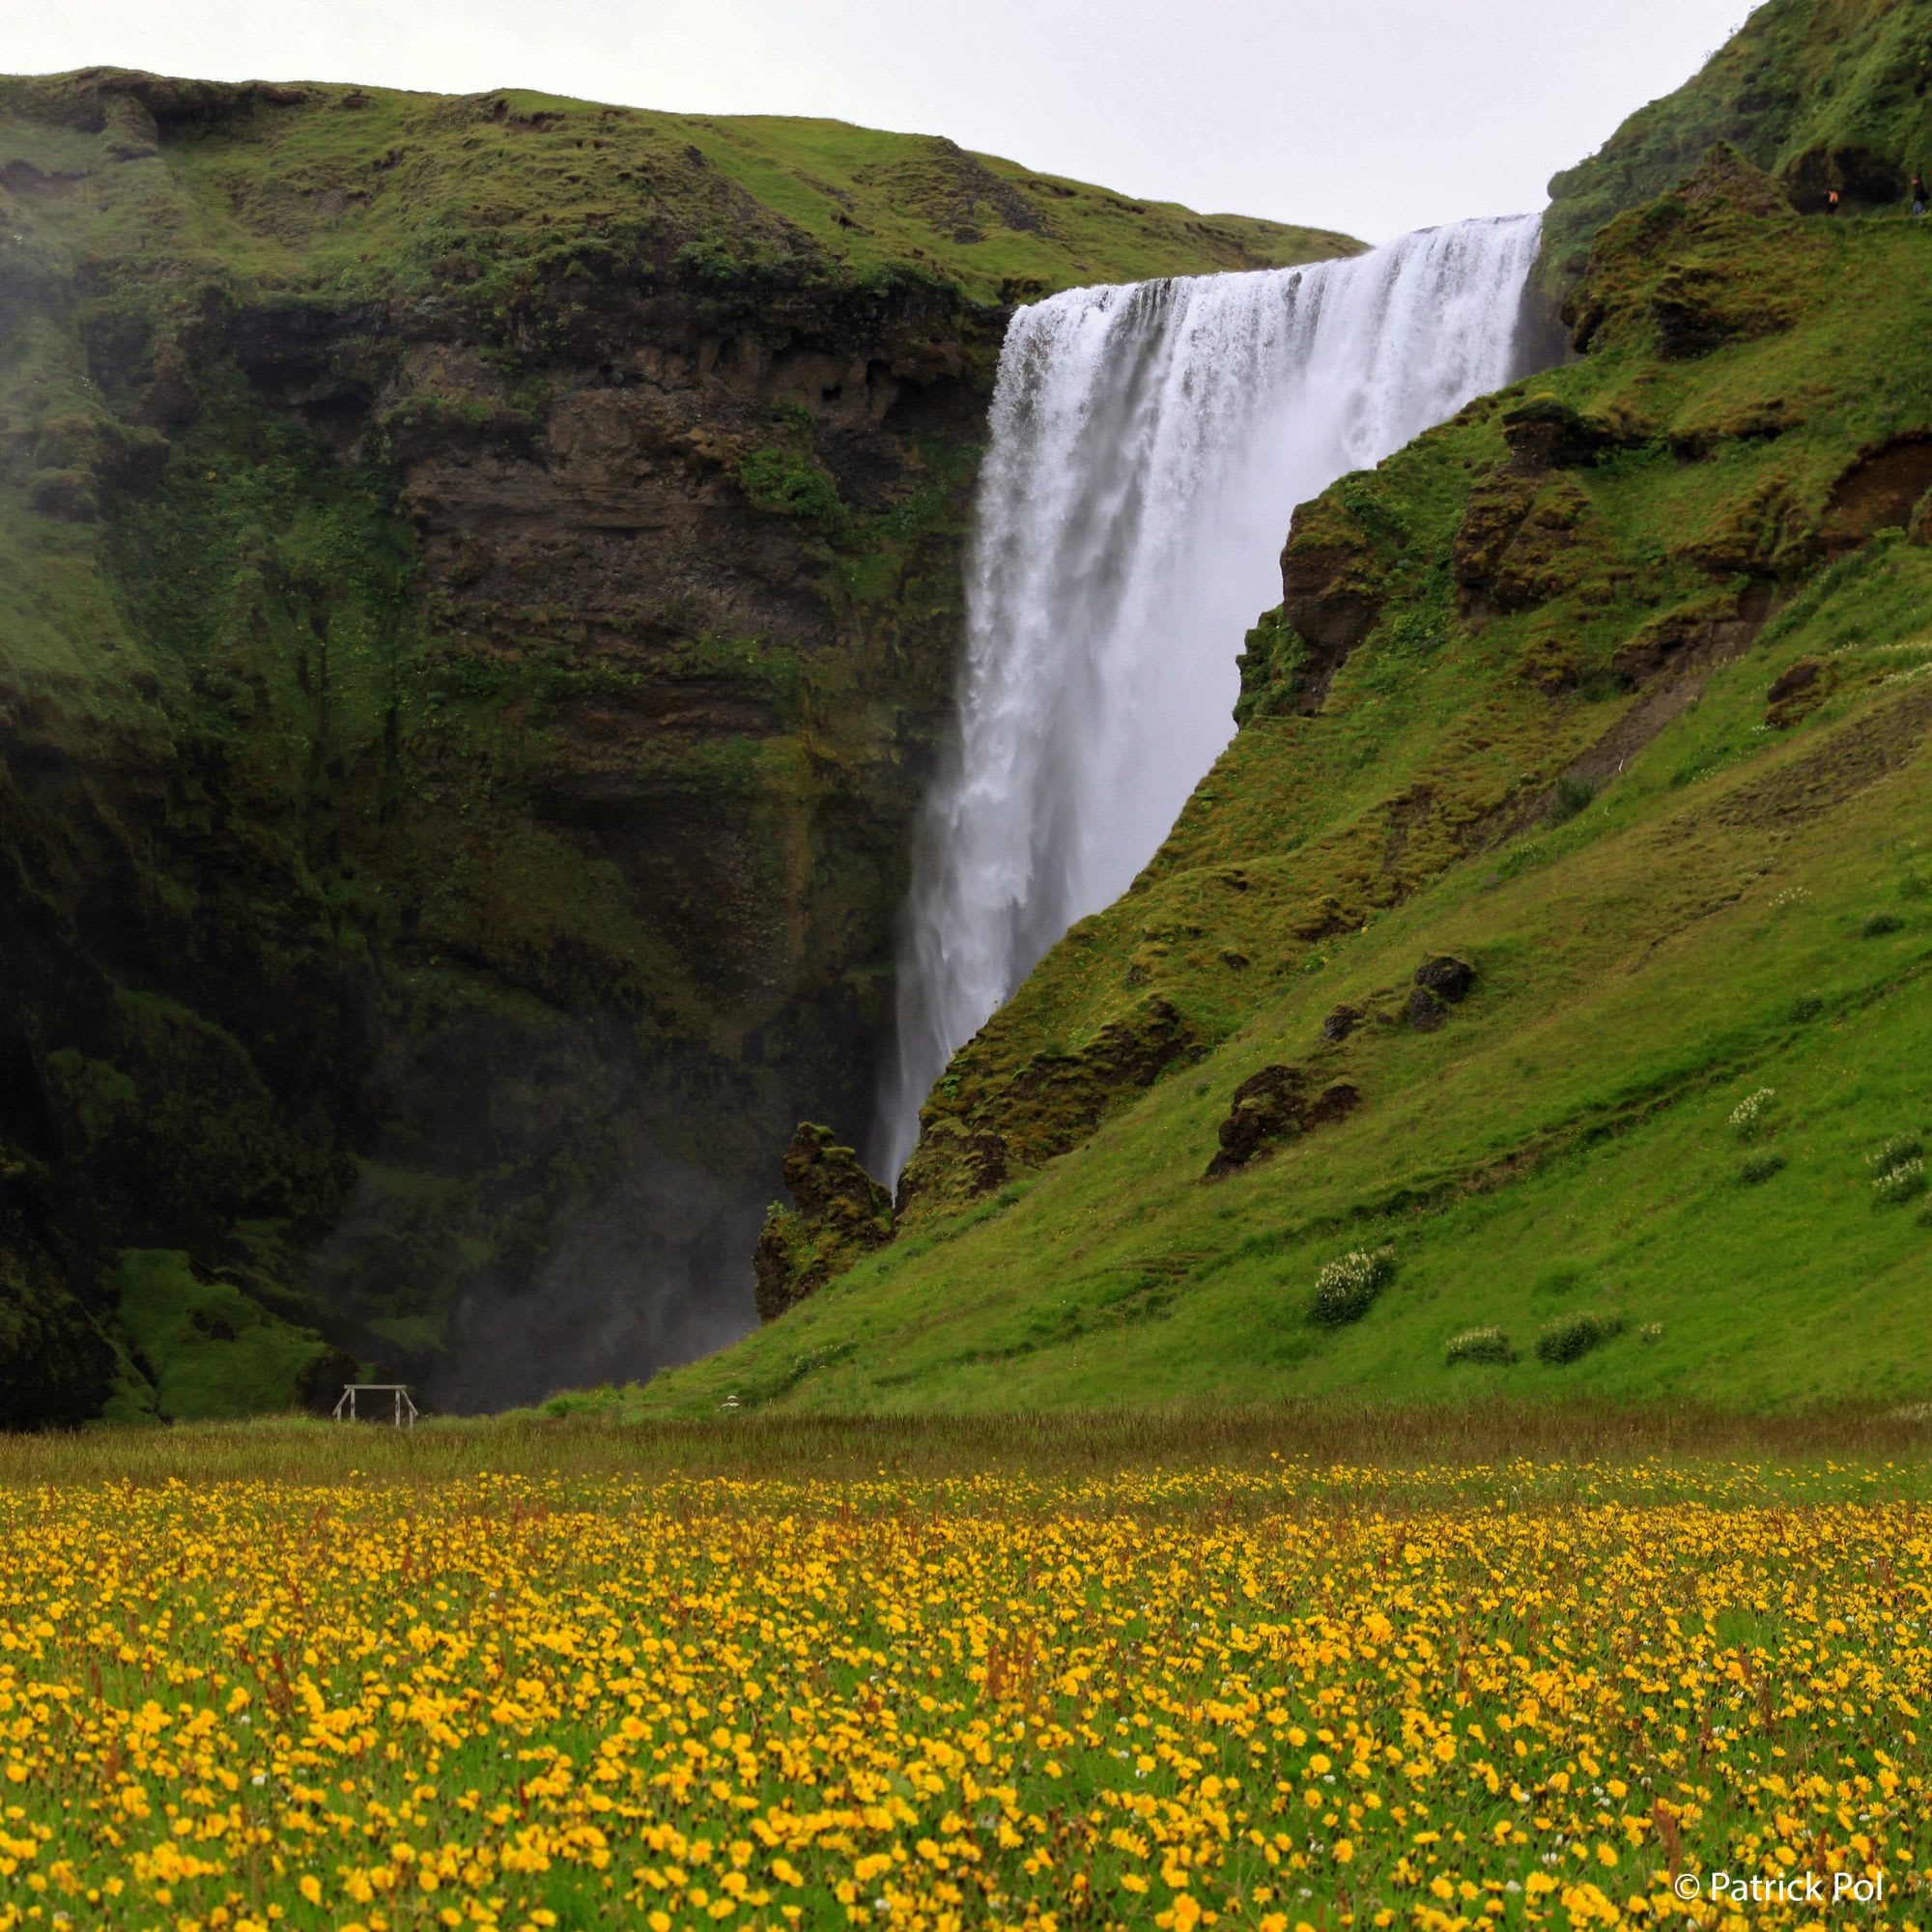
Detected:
[{"left": 1, "top": 1419, "right": 1927, "bottom": 1931}]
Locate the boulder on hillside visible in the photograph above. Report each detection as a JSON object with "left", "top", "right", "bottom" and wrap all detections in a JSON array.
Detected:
[
  {"left": 1407, "top": 955, "right": 1477, "bottom": 1032},
  {"left": 1414, "top": 955, "right": 1477, "bottom": 1002},
  {"left": 1204, "top": 1065, "right": 1361, "bottom": 1179},
  {"left": 1320, "top": 1004, "right": 1363, "bottom": 1043}
]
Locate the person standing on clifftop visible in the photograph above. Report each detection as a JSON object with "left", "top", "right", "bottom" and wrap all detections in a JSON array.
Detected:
[{"left": 1912, "top": 173, "right": 1927, "bottom": 217}]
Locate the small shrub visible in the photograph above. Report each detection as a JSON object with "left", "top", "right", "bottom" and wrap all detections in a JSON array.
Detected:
[
  {"left": 1901, "top": 869, "right": 1930, "bottom": 901},
  {"left": 1873, "top": 1158, "right": 1927, "bottom": 1208},
  {"left": 1308, "top": 1247, "right": 1396, "bottom": 1327},
  {"left": 1728, "top": 1088, "right": 1776, "bottom": 1141},
  {"left": 1638, "top": 1321, "right": 1663, "bottom": 1347},
  {"left": 675, "top": 238, "right": 744, "bottom": 283},
  {"left": 1862, "top": 911, "right": 1904, "bottom": 938},
  {"left": 737, "top": 445, "right": 847, "bottom": 530},
  {"left": 1443, "top": 1325, "right": 1515, "bottom": 1366},
  {"left": 1548, "top": 774, "right": 1598, "bottom": 825},
  {"left": 1787, "top": 994, "right": 1824, "bottom": 1023},
  {"left": 1738, "top": 1151, "right": 1786, "bottom": 1185},
  {"left": 1866, "top": 1133, "right": 1924, "bottom": 1175},
  {"left": 1536, "top": 1310, "right": 1625, "bottom": 1366}
]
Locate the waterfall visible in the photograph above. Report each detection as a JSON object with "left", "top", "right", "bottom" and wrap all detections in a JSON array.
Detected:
[{"left": 875, "top": 213, "right": 1544, "bottom": 1179}]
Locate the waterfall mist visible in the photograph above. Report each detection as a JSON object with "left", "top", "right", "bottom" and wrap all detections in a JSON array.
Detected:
[{"left": 875, "top": 213, "right": 1545, "bottom": 1179}]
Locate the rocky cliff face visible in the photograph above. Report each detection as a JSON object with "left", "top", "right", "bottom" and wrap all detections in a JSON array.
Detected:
[{"left": 0, "top": 70, "right": 1357, "bottom": 1422}]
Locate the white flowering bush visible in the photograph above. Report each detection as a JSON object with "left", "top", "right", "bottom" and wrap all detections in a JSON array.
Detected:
[
  {"left": 1728, "top": 1088, "right": 1776, "bottom": 1141},
  {"left": 1867, "top": 1134, "right": 1926, "bottom": 1207},
  {"left": 1308, "top": 1247, "right": 1395, "bottom": 1326},
  {"left": 1443, "top": 1326, "right": 1515, "bottom": 1366},
  {"left": 1873, "top": 1157, "right": 1926, "bottom": 1208},
  {"left": 1866, "top": 1133, "right": 1923, "bottom": 1173}
]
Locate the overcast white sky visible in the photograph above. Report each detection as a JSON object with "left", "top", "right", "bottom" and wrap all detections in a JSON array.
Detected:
[{"left": 11, "top": 0, "right": 1756, "bottom": 243}]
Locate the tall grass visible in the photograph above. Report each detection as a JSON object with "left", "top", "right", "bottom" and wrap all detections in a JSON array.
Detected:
[{"left": 6, "top": 1402, "right": 1929, "bottom": 1493}]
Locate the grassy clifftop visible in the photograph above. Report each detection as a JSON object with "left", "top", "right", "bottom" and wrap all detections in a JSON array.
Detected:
[
  {"left": 0, "top": 70, "right": 1357, "bottom": 306},
  {"left": 1543, "top": 0, "right": 1932, "bottom": 290},
  {"left": 616, "top": 148, "right": 1932, "bottom": 1421}
]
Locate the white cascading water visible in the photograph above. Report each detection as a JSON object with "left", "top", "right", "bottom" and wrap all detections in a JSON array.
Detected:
[{"left": 875, "top": 213, "right": 1544, "bottom": 1179}]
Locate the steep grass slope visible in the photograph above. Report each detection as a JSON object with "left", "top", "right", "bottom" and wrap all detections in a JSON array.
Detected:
[
  {"left": 619, "top": 149, "right": 1932, "bottom": 1419},
  {"left": 1543, "top": 0, "right": 1932, "bottom": 289},
  {"left": 0, "top": 69, "right": 1356, "bottom": 1425}
]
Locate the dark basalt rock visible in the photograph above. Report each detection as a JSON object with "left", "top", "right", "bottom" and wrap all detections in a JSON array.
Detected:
[
  {"left": 0, "top": 1252, "right": 118, "bottom": 1431},
  {"left": 1453, "top": 471, "right": 1597, "bottom": 617},
  {"left": 895, "top": 997, "right": 1204, "bottom": 1220},
  {"left": 1413, "top": 955, "right": 1477, "bottom": 1003},
  {"left": 1452, "top": 474, "right": 1538, "bottom": 597},
  {"left": 1205, "top": 1065, "right": 1361, "bottom": 1179},
  {"left": 1321, "top": 1004, "right": 1363, "bottom": 1043}
]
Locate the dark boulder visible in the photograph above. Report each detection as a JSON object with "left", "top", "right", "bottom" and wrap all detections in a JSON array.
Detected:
[
  {"left": 1205, "top": 1065, "right": 1361, "bottom": 1179},
  {"left": 1414, "top": 955, "right": 1477, "bottom": 1003}
]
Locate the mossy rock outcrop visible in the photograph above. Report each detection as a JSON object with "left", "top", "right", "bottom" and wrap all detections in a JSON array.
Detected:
[{"left": 753, "top": 1124, "right": 894, "bottom": 1321}]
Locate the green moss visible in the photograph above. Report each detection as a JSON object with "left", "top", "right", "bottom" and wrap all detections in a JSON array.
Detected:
[
  {"left": 110, "top": 1249, "right": 335, "bottom": 1420},
  {"left": 738, "top": 443, "right": 847, "bottom": 530}
]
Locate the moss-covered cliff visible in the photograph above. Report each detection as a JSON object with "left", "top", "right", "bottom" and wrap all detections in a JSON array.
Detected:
[
  {"left": 0, "top": 67, "right": 1359, "bottom": 1424},
  {"left": 618, "top": 55, "right": 1932, "bottom": 1415}
]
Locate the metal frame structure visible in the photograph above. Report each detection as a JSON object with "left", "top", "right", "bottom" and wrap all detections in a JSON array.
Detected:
[{"left": 331, "top": 1383, "right": 419, "bottom": 1429}]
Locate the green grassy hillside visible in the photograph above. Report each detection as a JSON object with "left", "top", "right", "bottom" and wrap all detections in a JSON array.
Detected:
[
  {"left": 609, "top": 147, "right": 1932, "bottom": 1420},
  {"left": 0, "top": 69, "right": 1355, "bottom": 1427},
  {"left": 1543, "top": 0, "right": 1932, "bottom": 290}
]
